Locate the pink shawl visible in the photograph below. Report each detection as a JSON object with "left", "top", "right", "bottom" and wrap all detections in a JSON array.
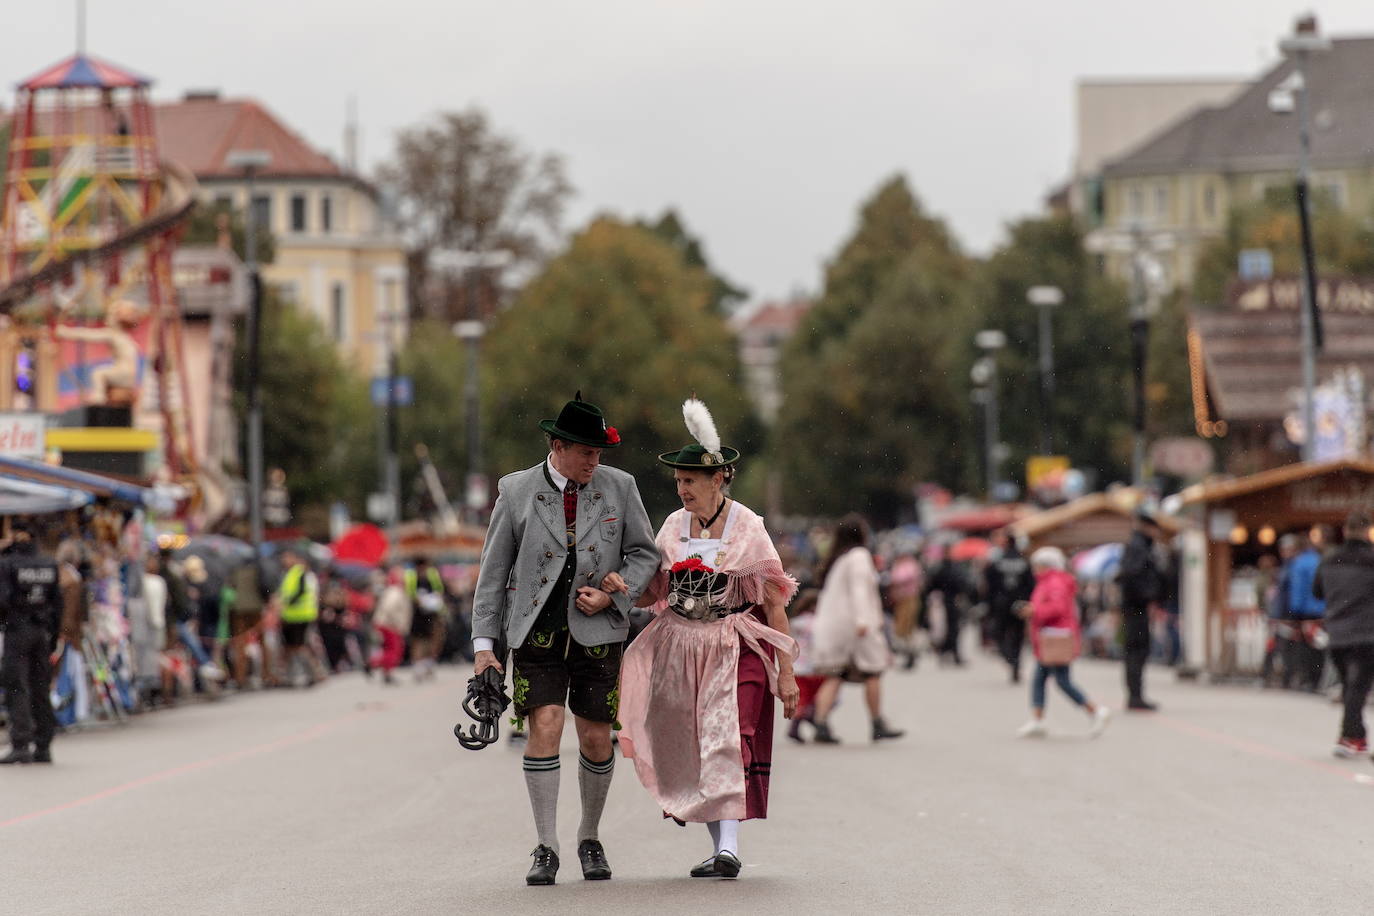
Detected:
[{"left": 640, "top": 503, "right": 799, "bottom": 611}]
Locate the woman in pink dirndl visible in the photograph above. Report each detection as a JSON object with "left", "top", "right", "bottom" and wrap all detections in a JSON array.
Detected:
[{"left": 604, "top": 399, "right": 799, "bottom": 880}]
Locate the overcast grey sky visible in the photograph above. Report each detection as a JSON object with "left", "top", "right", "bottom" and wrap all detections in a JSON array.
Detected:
[{"left": 9, "top": 2, "right": 1374, "bottom": 303}]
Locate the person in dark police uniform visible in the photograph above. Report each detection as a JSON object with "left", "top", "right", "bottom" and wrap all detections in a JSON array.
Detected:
[{"left": 0, "top": 522, "right": 62, "bottom": 765}]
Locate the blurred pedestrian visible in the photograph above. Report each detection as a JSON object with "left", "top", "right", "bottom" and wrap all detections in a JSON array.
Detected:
[
  {"left": 785, "top": 589, "right": 823, "bottom": 743},
  {"left": 1118, "top": 512, "right": 1167, "bottom": 711},
  {"left": 1016, "top": 547, "right": 1110, "bottom": 739},
  {"left": 407, "top": 556, "right": 446, "bottom": 681},
  {"left": 275, "top": 547, "right": 321, "bottom": 687},
  {"left": 809, "top": 514, "right": 904, "bottom": 745},
  {"left": 888, "top": 552, "right": 922, "bottom": 670},
  {"left": 371, "top": 568, "right": 412, "bottom": 684},
  {"left": 1283, "top": 528, "right": 1327, "bottom": 691},
  {"left": 0, "top": 523, "right": 62, "bottom": 764},
  {"left": 984, "top": 528, "right": 1035, "bottom": 684},
  {"left": 171, "top": 555, "right": 225, "bottom": 686},
  {"left": 923, "top": 549, "right": 974, "bottom": 666},
  {"left": 1314, "top": 512, "right": 1374, "bottom": 758}
]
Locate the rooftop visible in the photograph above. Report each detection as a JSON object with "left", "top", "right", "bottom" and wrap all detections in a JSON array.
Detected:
[
  {"left": 154, "top": 94, "right": 344, "bottom": 180},
  {"left": 1103, "top": 36, "right": 1374, "bottom": 178}
]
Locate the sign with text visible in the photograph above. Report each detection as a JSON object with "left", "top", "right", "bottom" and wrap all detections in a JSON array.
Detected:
[
  {"left": 370, "top": 376, "right": 414, "bottom": 408},
  {"left": 0, "top": 414, "right": 45, "bottom": 458},
  {"left": 1227, "top": 275, "right": 1374, "bottom": 315}
]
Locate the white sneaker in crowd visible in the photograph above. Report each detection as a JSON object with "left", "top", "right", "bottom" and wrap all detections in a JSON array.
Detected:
[
  {"left": 1090, "top": 706, "right": 1111, "bottom": 738},
  {"left": 199, "top": 663, "right": 226, "bottom": 682},
  {"left": 1016, "top": 719, "right": 1047, "bottom": 739}
]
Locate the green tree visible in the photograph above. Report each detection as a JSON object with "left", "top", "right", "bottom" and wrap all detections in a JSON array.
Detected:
[
  {"left": 397, "top": 321, "right": 472, "bottom": 515},
  {"left": 1193, "top": 190, "right": 1374, "bottom": 306},
  {"left": 975, "top": 214, "right": 1134, "bottom": 488},
  {"left": 638, "top": 209, "right": 748, "bottom": 314},
  {"left": 233, "top": 290, "right": 374, "bottom": 515},
  {"left": 774, "top": 175, "right": 978, "bottom": 524},
  {"left": 481, "top": 216, "right": 751, "bottom": 522},
  {"left": 180, "top": 199, "right": 276, "bottom": 265}
]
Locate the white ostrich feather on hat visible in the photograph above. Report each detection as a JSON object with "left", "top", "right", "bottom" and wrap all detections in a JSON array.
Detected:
[{"left": 682, "top": 398, "right": 720, "bottom": 454}]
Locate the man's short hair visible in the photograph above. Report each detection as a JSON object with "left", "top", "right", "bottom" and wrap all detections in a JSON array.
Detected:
[{"left": 1345, "top": 511, "right": 1372, "bottom": 538}]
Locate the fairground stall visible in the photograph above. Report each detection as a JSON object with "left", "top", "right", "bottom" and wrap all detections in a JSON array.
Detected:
[
  {"left": 1172, "top": 459, "right": 1374, "bottom": 678},
  {"left": 1010, "top": 487, "right": 1179, "bottom": 553}
]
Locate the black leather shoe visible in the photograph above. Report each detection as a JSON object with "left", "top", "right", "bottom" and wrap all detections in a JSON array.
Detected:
[
  {"left": 526, "top": 845, "right": 559, "bottom": 885},
  {"left": 31, "top": 746, "right": 52, "bottom": 764},
  {"left": 578, "top": 839, "right": 611, "bottom": 880},
  {"left": 812, "top": 722, "right": 841, "bottom": 745},
  {"left": 872, "top": 718, "right": 906, "bottom": 741},
  {"left": 713, "top": 850, "right": 742, "bottom": 878},
  {"left": 0, "top": 746, "right": 32, "bottom": 765},
  {"left": 1127, "top": 700, "right": 1159, "bottom": 712},
  {"left": 690, "top": 856, "right": 720, "bottom": 878}
]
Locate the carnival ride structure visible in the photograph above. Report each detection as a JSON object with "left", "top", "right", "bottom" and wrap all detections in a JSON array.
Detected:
[{"left": 0, "top": 51, "right": 199, "bottom": 483}]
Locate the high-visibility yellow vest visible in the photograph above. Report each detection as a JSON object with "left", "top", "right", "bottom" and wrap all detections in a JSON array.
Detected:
[
  {"left": 405, "top": 566, "right": 443, "bottom": 599},
  {"left": 278, "top": 563, "right": 318, "bottom": 624}
]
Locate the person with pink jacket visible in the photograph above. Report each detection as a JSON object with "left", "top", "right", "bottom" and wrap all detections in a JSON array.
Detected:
[{"left": 1016, "top": 547, "right": 1111, "bottom": 739}]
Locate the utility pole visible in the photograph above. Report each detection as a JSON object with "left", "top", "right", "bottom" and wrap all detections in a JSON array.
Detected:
[
  {"left": 226, "top": 149, "right": 272, "bottom": 550},
  {"left": 1278, "top": 16, "right": 1331, "bottom": 462}
]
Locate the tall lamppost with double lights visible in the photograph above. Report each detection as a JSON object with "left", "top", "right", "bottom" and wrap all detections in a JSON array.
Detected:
[
  {"left": 972, "top": 329, "right": 1007, "bottom": 499},
  {"left": 1027, "top": 285, "right": 1064, "bottom": 455}
]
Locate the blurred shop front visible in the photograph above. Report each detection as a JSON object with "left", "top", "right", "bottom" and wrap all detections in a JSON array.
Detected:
[{"left": 1174, "top": 459, "right": 1374, "bottom": 678}]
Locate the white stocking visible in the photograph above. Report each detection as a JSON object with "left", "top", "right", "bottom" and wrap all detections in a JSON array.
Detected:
[{"left": 715, "top": 819, "right": 739, "bottom": 856}]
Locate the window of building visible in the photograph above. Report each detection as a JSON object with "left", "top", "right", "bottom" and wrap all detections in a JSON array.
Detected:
[
  {"left": 251, "top": 195, "right": 271, "bottom": 234},
  {"left": 321, "top": 195, "right": 333, "bottom": 234},
  {"left": 290, "top": 193, "right": 308, "bottom": 232},
  {"left": 213, "top": 193, "right": 233, "bottom": 211},
  {"left": 331, "top": 282, "right": 347, "bottom": 343},
  {"left": 1321, "top": 179, "right": 1346, "bottom": 209},
  {"left": 1128, "top": 186, "right": 1145, "bottom": 221},
  {"left": 1203, "top": 183, "right": 1217, "bottom": 221},
  {"left": 1154, "top": 184, "right": 1168, "bottom": 220},
  {"left": 272, "top": 281, "right": 300, "bottom": 305}
]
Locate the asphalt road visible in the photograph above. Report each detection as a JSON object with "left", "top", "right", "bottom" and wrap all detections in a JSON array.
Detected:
[{"left": 5, "top": 641, "right": 1373, "bottom": 915}]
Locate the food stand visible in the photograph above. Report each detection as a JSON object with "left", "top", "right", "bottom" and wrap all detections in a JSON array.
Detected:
[
  {"left": 1011, "top": 488, "right": 1179, "bottom": 553},
  {"left": 1173, "top": 458, "right": 1374, "bottom": 678}
]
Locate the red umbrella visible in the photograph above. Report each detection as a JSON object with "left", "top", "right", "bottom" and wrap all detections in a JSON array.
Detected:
[
  {"left": 949, "top": 537, "right": 991, "bottom": 562},
  {"left": 331, "top": 523, "right": 389, "bottom": 567}
]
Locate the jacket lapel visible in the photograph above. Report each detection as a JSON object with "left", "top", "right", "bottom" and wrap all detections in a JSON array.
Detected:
[
  {"left": 576, "top": 486, "right": 604, "bottom": 544},
  {"left": 532, "top": 482, "right": 563, "bottom": 543}
]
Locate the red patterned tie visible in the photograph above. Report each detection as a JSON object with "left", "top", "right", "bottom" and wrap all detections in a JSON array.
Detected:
[{"left": 563, "top": 480, "right": 578, "bottom": 546}]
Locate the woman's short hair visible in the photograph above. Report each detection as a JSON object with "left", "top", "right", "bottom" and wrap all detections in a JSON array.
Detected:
[{"left": 1030, "top": 546, "right": 1067, "bottom": 571}]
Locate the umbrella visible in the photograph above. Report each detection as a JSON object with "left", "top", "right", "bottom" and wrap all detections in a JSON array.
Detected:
[
  {"left": 949, "top": 537, "right": 991, "bottom": 562},
  {"left": 1073, "top": 543, "right": 1124, "bottom": 580},
  {"left": 0, "top": 476, "right": 91, "bottom": 516},
  {"left": 331, "top": 523, "right": 389, "bottom": 567}
]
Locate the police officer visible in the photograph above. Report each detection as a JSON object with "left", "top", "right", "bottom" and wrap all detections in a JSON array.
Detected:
[{"left": 0, "top": 522, "right": 62, "bottom": 765}]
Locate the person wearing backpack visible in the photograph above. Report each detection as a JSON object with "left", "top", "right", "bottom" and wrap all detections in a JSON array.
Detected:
[{"left": 1016, "top": 547, "right": 1110, "bottom": 740}]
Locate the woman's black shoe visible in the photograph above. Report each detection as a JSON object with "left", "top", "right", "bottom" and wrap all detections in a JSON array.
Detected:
[
  {"left": 713, "top": 851, "right": 742, "bottom": 878},
  {"left": 690, "top": 856, "right": 719, "bottom": 878},
  {"left": 526, "top": 845, "right": 559, "bottom": 885},
  {"left": 812, "top": 722, "right": 841, "bottom": 745},
  {"left": 578, "top": 839, "right": 612, "bottom": 880}
]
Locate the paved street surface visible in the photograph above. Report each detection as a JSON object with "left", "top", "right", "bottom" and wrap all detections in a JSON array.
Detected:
[{"left": 6, "top": 643, "right": 1374, "bottom": 915}]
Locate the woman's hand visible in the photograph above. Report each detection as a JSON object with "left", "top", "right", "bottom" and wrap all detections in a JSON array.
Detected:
[
  {"left": 601, "top": 572, "right": 629, "bottom": 594},
  {"left": 777, "top": 671, "right": 800, "bottom": 719}
]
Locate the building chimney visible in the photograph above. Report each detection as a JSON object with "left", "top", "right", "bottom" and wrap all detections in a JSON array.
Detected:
[{"left": 184, "top": 89, "right": 222, "bottom": 102}]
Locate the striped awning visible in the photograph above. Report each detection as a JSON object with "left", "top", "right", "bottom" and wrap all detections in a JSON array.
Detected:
[{"left": 18, "top": 53, "right": 150, "bottom": 91}]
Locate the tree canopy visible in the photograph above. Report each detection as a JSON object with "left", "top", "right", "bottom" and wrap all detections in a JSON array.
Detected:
[{"left": 481, "top": 216, "right": 751, "bottom": 522}]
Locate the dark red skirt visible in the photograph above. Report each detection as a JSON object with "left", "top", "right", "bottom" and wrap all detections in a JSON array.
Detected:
[{"left": 737, "top": 641, "right": 775, "bottom": 820}]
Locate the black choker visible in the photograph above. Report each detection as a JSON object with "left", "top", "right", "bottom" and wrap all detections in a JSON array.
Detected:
[{"left": 696, "top": 499, "right": 727, "bottom": 536}]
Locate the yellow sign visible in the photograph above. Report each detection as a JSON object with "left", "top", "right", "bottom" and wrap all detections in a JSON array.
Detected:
[{"left": 1026, "top": 455, "right": 1070, "bottom": 489}]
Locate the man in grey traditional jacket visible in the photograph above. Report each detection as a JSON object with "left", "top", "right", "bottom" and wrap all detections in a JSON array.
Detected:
[{"left": 472, "top": 393, "right": 658, "bottom": 886}]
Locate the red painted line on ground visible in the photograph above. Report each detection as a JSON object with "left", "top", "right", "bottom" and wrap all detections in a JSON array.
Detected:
[
  {"left": 1150, "top": 712, "right": 1364, "bottom": 784},
  {"left": 0, "top": 681, "right": 449, "bottom": 830}
]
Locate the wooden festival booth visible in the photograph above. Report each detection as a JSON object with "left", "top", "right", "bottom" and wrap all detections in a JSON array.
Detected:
[
  {"left": 1173, "top": 459, "right": 1374, "bottom": 678},
  {"left": 1011, "top": 487, "right": 1179, "bottom": 553}
]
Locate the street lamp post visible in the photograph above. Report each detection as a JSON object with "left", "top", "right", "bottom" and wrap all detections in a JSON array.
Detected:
[
  {"left": 453, "top": 319, "right": 485, "bottom": 520},
  {"left": 972, "top": 329, "right": 1007, "bottom": 500},
  {"left": 1027, "top": 285, "right": 1064, "bottom": 454},
  {"left": 1276, "top": 15, "right": 1331, "bottom": 462},
  {"left": 226, "top": 149, "right": 272, "bottom": 550}
]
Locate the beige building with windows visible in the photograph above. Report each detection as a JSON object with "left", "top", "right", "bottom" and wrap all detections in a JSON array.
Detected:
[
  {"left": 1091, "top": 37, "right": 1374, "bottom": 293},
  {"left": 155, "top": 92, "right": 406, "bottom": 374}
]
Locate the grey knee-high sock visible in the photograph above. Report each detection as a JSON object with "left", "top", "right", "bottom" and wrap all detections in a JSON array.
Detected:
[
  {"left": 523, "top": 754, "right": 561, "bottom": 854},
  {"left": 577, "top": 752, "right": 615, "bottom": 842}
]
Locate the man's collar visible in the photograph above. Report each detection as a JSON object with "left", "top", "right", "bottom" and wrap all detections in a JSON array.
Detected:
[{"left": 545, "top": 455, "right": 587, "bottom": 491}]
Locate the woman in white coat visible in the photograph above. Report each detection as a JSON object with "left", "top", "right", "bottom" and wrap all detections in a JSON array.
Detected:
[{"left": 809, "top": 514, "right": 904, "bottom": 744}]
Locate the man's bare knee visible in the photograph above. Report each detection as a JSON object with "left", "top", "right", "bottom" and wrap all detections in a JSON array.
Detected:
[
  {"left": 574, "top": 716, "right": 613, "bottom": 759},
  {"left": 525, "top": 705, "right": 566, "bottom": 756}
]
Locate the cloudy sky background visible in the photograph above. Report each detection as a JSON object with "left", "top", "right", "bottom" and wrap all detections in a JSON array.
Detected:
[{"left": 9, "top": 1, "right": 1374, "bottom": 303}]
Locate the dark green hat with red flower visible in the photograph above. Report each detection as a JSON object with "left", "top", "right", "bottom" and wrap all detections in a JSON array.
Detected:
[
  {"left": 540, "top": 392, "right": 621, "bottom": 448},
  {"left": 658, "top": 398, "right": 740, "bottom": 469}
]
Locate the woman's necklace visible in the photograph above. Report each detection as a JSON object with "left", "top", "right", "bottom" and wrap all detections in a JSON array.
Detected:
[{"left": 696, "top": 498, "right": 727, "bottom": 538}]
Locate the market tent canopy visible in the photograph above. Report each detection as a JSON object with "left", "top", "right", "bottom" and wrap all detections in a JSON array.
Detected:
[
  {"left": 1012, "top": 488, "right": 1180, "bottom": 553},
  {"left": 0, "top": 477, "right": 92, "bottom": 516},
  {"left": 0, "top": 456, "right": 153, "bottom": 507}
]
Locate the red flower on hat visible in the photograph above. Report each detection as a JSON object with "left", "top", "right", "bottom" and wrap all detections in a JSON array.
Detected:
[{"left": 605, "top": 426, "right": 620, "bottom": 444}]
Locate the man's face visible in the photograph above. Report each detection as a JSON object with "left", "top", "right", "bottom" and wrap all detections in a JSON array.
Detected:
[{"left": 552, "top": 440, "right": 602, "bottom": 485}]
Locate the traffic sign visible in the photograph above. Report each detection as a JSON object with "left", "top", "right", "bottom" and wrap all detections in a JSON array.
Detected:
[{"left": 370, "top": 376, "right": 413, "bottom": 407}]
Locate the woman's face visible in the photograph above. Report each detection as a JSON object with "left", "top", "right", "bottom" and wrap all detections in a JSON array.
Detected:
[{"left": 675, "top": 469, "right": 722, "bottom": 514}]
